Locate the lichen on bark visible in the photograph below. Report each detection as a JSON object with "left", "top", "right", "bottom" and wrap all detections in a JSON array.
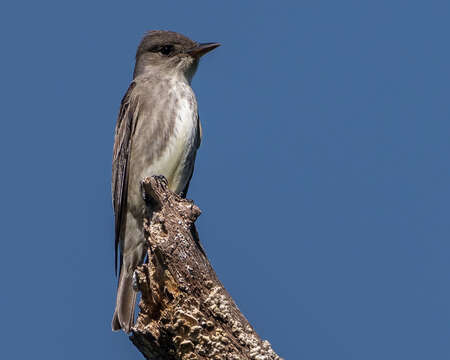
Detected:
[{"left": 129, "top": 176, "right": 282, "bottom": 360}]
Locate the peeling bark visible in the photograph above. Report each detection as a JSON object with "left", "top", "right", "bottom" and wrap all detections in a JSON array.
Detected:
[{"left": 130, "top": 176, "right": 282, "bottom": 360}]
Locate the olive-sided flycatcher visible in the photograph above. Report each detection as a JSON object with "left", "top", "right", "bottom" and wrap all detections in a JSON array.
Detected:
[{"left": 111, "top": 30, "right": 219, "bottom": 332}]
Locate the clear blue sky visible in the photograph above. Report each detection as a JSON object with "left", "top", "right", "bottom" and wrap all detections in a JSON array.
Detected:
[{"left": 1, "top": 1, "right": 449, "bottom": 359}]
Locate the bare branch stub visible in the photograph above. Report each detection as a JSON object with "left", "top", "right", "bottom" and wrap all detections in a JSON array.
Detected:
[{"left": 130, "top": 176, "right": 282, "bottom": 360}]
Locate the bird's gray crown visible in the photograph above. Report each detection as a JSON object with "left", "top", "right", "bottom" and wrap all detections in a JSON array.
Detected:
[{"left": 136, "top": 30, "right": 198, "bottom": 60}]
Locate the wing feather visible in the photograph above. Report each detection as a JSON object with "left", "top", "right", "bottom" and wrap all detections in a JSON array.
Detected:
[
  {"left": 181, "top": 113, "right": 202, "bottom": 197},
  {"left": 112, "top": 82, "right": 138, "bottom": 274}
]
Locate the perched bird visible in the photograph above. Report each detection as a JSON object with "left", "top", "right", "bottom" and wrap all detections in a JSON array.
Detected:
[{"left": 111, "top": 30, "right": 219, "bottom": 332}]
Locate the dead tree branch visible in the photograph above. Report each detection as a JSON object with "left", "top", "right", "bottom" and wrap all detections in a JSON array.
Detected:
[{"left": 129, "top": 176, "right": 282, "bottom": 360}]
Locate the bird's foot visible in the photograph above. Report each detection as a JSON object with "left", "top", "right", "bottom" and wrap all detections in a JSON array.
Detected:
[
  {"left": 132, "top": 270, "right": 140, "bottom": 292},
  {"left": 152, "top": 174, "right": 167, "bottom": 183}
]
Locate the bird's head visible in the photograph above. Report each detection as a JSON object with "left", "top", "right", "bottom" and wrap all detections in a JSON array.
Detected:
[{"left": 133, "top": 30, "right": 220, "bottom": 82}]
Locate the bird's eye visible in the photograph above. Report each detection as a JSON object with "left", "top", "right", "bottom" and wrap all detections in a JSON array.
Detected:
[{"left": 160, "top": 45, "right": 174, "bottom": 55}]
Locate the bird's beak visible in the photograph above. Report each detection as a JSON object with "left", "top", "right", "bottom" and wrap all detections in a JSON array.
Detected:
[{"left": 186, "top": 42, "right": 221, "bottom": 58}]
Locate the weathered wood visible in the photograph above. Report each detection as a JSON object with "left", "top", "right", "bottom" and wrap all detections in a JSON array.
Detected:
[{"left": 130, "top": 176, "right": 282, "bottom": 360}]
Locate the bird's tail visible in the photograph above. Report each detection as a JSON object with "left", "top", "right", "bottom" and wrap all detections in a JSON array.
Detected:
[{"left": 111, "top": 267, "right": 137, "bottom": 333}]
